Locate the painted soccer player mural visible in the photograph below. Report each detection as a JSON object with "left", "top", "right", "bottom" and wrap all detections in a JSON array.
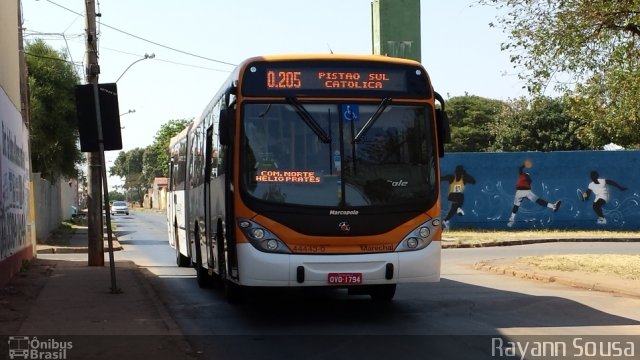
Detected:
[
  {"left": 507, "top": 159, "right": 561, "bottom": 227},
  {"left": 581, "top": 170, "right": 627, "bottom": 225},
  {"left": 440, "top": 165, "right": 476, "bottom": 229}
]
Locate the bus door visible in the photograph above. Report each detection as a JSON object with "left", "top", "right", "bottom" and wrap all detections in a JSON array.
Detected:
[
  {"left": 167, "top": 158, "right": 176, "bottom": 248},
  {"left": 204, "top": 126, "right": 221, "bottom": 274}
]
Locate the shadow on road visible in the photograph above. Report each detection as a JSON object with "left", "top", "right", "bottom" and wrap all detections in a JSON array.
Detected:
[{"left": 143, "top": 268, "right": 640, "bottom": 359}]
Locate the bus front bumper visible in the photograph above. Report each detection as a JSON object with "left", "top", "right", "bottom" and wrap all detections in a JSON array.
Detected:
[{"left": 235, "top": 241, "right": 441, "bottom": 287}]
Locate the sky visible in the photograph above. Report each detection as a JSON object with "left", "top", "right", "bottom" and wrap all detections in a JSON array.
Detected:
[{"left": 20, "top": 0, "right": 527, "bottom": 190}]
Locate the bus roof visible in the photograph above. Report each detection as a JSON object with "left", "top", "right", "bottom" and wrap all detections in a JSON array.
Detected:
[{"left": 238, "top": 53, "right": 424, "bottom": 68}]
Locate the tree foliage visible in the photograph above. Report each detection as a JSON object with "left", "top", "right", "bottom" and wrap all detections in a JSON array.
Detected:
[
  {"left": 479, "top": 0, "right": 640, "bottom": 147},
  {"left": 108, "top": 191, "right": 125, "bottom": 202},
  {"left": 566, "top": 69, "right": 640, "bottom": 148},
  {"left": 109, "top": 148, "right": 145, "bottom": 202},
  {"left": 445, "top": 95, "right": 506, "bottom": 152},
  {"left": 142, "top": 119, "right": 191, "bottom": 186},
  {"left": 26, "top": 39, "right": 83, "bottom": 181},
  {"left": 489, "top": 96, "right": 589, "bottom": 152}
]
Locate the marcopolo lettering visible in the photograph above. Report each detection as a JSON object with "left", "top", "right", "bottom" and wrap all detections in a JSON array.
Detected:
[{"left": 329, "top": 210, "right": 359, "bottom": 215}]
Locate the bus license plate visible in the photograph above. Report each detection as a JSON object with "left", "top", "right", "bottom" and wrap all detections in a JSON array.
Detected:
[{"left": 328, "top": 273, "right": 362, "bottom": 284}]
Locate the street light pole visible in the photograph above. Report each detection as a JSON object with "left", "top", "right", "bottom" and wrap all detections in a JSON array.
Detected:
[
  {"left": 120, "top": 109, "right": 136, "bottom": 117},
  {"left": 115, "top": 53, "right": 155, "bottom": 83}
]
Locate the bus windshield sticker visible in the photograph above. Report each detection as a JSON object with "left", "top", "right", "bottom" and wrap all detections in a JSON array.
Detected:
[
  {"left": 256, "top": 170, "right": 322, "bottom": 183},
  {"left": 340, "top": 104, "right": 359, "bottom": 122}
]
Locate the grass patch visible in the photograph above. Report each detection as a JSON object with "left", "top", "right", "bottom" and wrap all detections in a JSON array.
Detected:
[
  {"left": 42, "top": 222, "right": 75, "bottom": 246},
  {"left": 443, "top": 229, "right": 640, "bottom": 246},
  {"left": 20, "top": 259, "right": 31, "bottom": 272},
  {"left": 517, "top": 254, "right": 640, "bottom": 280}
]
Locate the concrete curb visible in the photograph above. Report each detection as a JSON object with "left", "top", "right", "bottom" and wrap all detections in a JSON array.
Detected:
[
  {"left": 474, "top": 261, "right": 640, "bottom": 299},
  {"left": 129, "top": 263, "right": 185, "bottom": 336},
  {"left": 36, "top": 240, "right": 123, "bottom": 254}
]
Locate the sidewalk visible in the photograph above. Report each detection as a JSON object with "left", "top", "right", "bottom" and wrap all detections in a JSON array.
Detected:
[
  {"left": 0, "top": 226, "right": 197, "bottom": 359},
  {"left": 1, "top": 259, "right": 197, "bottom": 359}
]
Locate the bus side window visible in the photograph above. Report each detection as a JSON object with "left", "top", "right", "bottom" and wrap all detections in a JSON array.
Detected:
[{"left": 211, "top": 148, "right": 219, "bottom": 178}]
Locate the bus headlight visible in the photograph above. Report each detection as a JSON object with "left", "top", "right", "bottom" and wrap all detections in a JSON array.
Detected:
[
  {"left": 252, "top": 228, "right": 265, "bottom": 239},
  {"left": 266, "top": 239, "right": 279, "bottom": 251},
  {"left": 237, "top": 218, "right": 291, "bottom": 254},
  {"left": 395, "top": 218, "right": 440, "bottom": 252},
  {"left": 406, "top": 237, "right": 419, "bottom": 249}
]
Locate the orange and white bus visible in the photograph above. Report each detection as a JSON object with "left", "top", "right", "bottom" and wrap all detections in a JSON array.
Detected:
[{"left": 167, "top": 54, "right": 449, "bottom": 301}]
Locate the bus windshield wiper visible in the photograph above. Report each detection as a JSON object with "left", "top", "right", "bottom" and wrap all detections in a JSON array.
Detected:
[
  {"left": 286, "top": 97, "right": 331, "bottom": 143},
  {"left": 352, "top": 98, "right": 392, "bottom": 143},
  {"left": 258, "top": 104, "right": 272, "bottom": 118}
]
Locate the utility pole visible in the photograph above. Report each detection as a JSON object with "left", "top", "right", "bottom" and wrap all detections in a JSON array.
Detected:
[
  {"left": 84, "top": 0, "right": 104, "bottom": 266},
  {"left": 84, "top": 0, "right": 119, "bottom": 293}
]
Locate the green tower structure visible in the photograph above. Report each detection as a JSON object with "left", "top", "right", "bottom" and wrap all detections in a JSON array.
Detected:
[{"left": 371, "top": 0, "right": 421, "bottom": 62}]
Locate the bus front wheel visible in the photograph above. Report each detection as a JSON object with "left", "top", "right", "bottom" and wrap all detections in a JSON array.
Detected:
[
  {"left": 175, "top": 224, "right": 190, "bottom": 267},
  {"left": 224, "top": 280, "right": 244, "bottom": 304},
  {"left": 194, "top": 229, "right": 212, "bottom": 288}
]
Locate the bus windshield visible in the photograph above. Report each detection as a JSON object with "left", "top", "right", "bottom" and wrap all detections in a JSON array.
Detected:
[{"left": 241, "top": 101, "right": 437, "bottom": 208}]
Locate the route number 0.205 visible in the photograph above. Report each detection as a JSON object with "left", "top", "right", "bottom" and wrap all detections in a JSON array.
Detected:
[{"left": 267, "top": 70, "right": 302, "bottom": 89}]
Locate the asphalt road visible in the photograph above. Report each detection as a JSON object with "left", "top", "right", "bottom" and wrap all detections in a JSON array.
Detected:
[{"left": 41, "top": 210, "right": 640, "bottom": 359}]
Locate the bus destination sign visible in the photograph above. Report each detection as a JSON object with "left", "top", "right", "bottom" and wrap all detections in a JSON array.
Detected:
[
  {"left": 242, "top": 61, "right": 430, "bottom": 97},
  {"left": 266, "top": 68, "right": 406, "bottom": 91}
]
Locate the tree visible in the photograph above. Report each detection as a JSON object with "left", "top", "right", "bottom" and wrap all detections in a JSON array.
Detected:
[
  {"left": 108, "top": 191, "right": 125, "bottom": 202},
  {"left": 566, "top": 71, "right": 640, "bottom": 149},
  {"left": 445, "top": 95, "right": 506, "bottom": 152},
  {"left": 479, "top": 0, "right": 640, "bottom": 147},
  {"left": 142, "top": 119, "right": 191, "bottom": 186},
  {"left": 109, "top": 148, "right": 145, "bottom": 202},
  {"left": 26, "top": 39, "right": 83, "bottom": 181},
  {"left": 489, "top": 96, "right": 589, "bottom": 152}
]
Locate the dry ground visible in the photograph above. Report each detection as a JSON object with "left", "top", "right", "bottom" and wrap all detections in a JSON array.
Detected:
[
  {"left": 517, "top": 254, "right": 640, "bottom": 281},
  {"left": 443, "top": 229, "right": 640, "bottom": 247},
  {"left": 445, "top": 229, "right": 640, "bottom": 277},
  {"left": 0, "top": 259, "right": 56, "bottom": 335}
]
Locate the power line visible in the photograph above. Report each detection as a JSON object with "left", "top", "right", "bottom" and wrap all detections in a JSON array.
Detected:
[
  {"left": 24, "top": 32, "right": 231, "bottom": 74},
  {"left": 99, "top": 45, "right": 232, "bottom": 73},
  {"left": 24, "top": 51, "right": 81, "bottom": 66},
  {"left": 23, "top": 31, "right": 84, "bottom": 39},
  {"left": 42, "top": 0, "right": 237, "bottom": 67}
]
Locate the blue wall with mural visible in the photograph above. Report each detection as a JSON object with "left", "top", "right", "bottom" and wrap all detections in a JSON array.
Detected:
[{"left": 439, "top": 151, "right": 640, "bottom": 230}]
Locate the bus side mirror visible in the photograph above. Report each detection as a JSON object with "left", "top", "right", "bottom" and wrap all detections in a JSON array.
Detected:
[
  {"left": 434, "top": 92, "right": 450, "bottom": 157},
  {"left": 219, "top": 108, "right": 232, "bottom": 146},
  {"left": 219, "top": 85, "right": 236, "bottom": 146}
]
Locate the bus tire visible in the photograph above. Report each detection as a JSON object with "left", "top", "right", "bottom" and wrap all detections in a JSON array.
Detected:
[
  {"left": 175, "top": 223, "right": 190, "bottom": 267},
  {"left": 224, "top": 280, "right": 244, "bottom": 304},
  {"left": 195, "top": 228, "right": 212, "bottom": 288},
  {"left": 209, "top": 223, "right": 226, "bottom": 289},
  {"left": 369, "top": 284, "right": 396, "bottom": 302}
]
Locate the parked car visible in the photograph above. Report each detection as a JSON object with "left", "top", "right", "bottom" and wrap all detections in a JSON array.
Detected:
[{"left": 111, "top": 201, "right": 130, "bottom": 215}]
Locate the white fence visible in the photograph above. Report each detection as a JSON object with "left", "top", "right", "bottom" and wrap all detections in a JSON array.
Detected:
[{"left": 31, "top": 173, "right": 79, "bottom": 243}]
